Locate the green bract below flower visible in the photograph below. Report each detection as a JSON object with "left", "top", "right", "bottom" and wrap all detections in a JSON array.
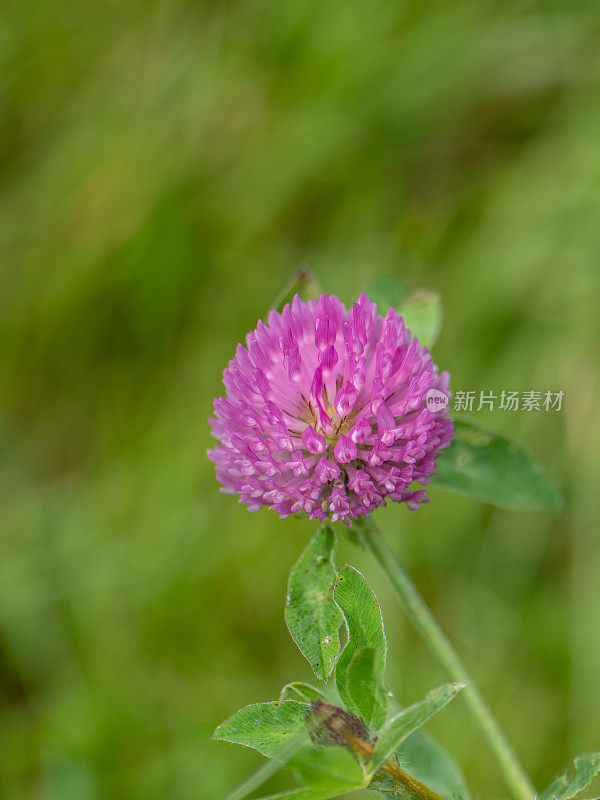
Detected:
[{"left": 208, "top": 292, "right": 453, "bottom": 524}]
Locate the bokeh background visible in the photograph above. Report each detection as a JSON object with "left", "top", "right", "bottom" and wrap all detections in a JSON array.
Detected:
[{"left": 2, "top": 0, "right": 600, "bottom": 798}]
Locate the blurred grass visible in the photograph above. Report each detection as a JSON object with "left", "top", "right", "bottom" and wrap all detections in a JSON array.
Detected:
[{"left": 1, "top": 0, "right": 600, "bottom": 798}]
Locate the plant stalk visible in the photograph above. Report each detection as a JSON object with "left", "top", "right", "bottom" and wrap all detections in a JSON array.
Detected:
[
  {"left": 358, "top": 517, "right": 536, "bottom": 800},
  {"left": 344, "top": 730, "right": 446, "bottom": 800}
]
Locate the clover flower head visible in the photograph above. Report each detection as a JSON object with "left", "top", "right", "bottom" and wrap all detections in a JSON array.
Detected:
[{"left": 208, "top": 292, "right": 453, "bottom": 525}]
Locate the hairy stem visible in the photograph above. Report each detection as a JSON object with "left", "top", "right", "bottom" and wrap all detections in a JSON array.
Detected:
[
  {"left": 358, "top": 516, "right": 536, "bottom": 800},
  {"left": 343, "top": 730, "right": 446, "bottom": 800}
]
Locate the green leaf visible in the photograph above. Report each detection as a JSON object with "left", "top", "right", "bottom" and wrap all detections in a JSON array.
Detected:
[
  {"left": 398, "top": 289, "right": 442, "bottom": 349},
  {"left": 364, "top": 278, "right": 441, "bottom": 349},
  {"left": 269, "top": 267, "right": 320, "bottom": 314},
  {"left": 398, "top": 729, "right": 472, "bottom": 800},
  {"left": 369, "top": 683, "right": 465, "bottom": 775},
  {"left": 334, "top": 566, "right": 387, "bottom": 718},
  {"left": 244, "top": 747, "right": 365, "bottom": 800},
  {"left": 279, "top": 683, "right": 328, "bottom": 704},
  {"left": 221, "top": 747, "right": 303, "bottom": 800},
  {"left": 252, "top": 785, "right": 360, "bottom": 800},
  {"left": 346, "top": 646, "right": 387, "bottom": 729},
  {"left": 285, "top": 526, "right": 344, "bottom": 680},
  {"left": 432, "top": 419, "right": 563, "bottom": 512},
  {"left": 291, "top": 745, "right": 366, "bottom": 789},
  {"left": 539, "top": 753, "right": 600, "bottom": 800},
  {"left": 213, "top": 701, "right": 310, "bottom": 758},
  {"left": 365, "top": 276, "right": 410, "bottom": 314}
]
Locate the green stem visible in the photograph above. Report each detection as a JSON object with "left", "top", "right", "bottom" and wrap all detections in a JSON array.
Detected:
[
  {"left": 359, "top": 517, "right": 536, "bottom": 800},
  {"left": 220, "top": 735, "right": 302, "bottom": 800}
]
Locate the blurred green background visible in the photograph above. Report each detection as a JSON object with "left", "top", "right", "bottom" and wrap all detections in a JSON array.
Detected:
[{"left": 1, "top": 0, "right": 600, "bottom": 798}]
